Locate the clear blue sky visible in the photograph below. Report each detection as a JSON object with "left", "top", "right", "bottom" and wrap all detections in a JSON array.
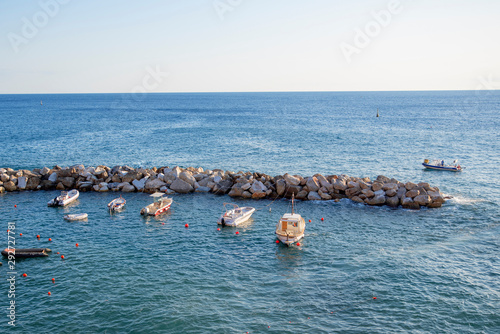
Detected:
[{"left": 1, "top": 0, "right": 499, "bottom": 93}]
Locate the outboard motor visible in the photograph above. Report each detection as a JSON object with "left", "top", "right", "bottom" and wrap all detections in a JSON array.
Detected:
[{"left": 220, "top": 218, "right": 226, "bottom": 227}]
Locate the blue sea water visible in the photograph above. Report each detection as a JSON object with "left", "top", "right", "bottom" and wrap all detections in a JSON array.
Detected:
[{"left": 0, "top": 91, "right": 499, "bottom": 333}]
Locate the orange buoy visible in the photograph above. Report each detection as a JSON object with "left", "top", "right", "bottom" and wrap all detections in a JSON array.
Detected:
[
  {"left": 75, "top": 243, "right": 79, "bottom": 247},
  {"left": 308, "top": 219, "right": 311, "bottom": 222},
  {"left": 52, "top": 278, "right": 55, "bottom": 282},
  {"left": 61, "top": 255, "right": 65, "bottom": 259},
  {"left": 296, "top": 242, "right": 301, "bottom": 246},
  {"left": 185, "top": 223, "right": 189, "bottom": 228},
  {"left": 56, "top": 252, "right": 59, "bottom": 254},
  {"left": 235, "top": 231, "right": 239, "bottom": 235},
  {"left": 48, "top": 291, "right": 51, "bottom": 295},
  {"left": 19, "top": 233, "right": 22, "bottom": 236},
  {"left": 14, "top": 205, "right": 17, "bottom": 208},
  {"left": 217, "top": 228, "right": 220, "bottom": 231},
  {"left": 7, "top": 229, "right": 9, "bottom": 232},
  {"left": 37, "top": 235, "right": 40, "bottom": 238},
  {"left": 49, "top": 238, "right": 52, "bottom": 241},
  {"left": 23, "top": 273, "right": 27, "bottom": 277},
  {"left": 321, "top": 217, "right": 324, "bottom": 221},
  {"left": 373, "top": 297, "right": 377, "bottom": 300}
]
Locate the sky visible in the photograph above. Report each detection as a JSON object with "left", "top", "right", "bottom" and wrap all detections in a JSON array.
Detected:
[{"left": 0, "top": 0, "right": 499, "bottom": 93}]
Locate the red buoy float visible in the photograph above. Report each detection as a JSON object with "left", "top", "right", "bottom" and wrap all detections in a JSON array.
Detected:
[
  {"left": 61, "top": 255, "right": 65, "bottom": 259},
  {"left": 185, "top": 223, "right": 189, "bottom": 228},
  {"left": 235, "top": 231, "right": 239, "bottom": 235},
  {"left": 48, "top": 291, "right": 51, "bottom": 295},
  {"left": 296, "top": 242, "right": 301, "bottom": 246},
  {"left": 23, "top": 273, "right": 27, "bottom": 277},
  {"left": 37, "top": 235, "right": 40, "bottom": 238},
  {"left": 49, "top": 238, "right": 52, "bottom": 241},
  {"left": 52, "top": 278, "right": 55, "bottom": 282},
  {"left": 321, "top": 217, "right": 324, "bottom": 221},
  {"left": 75, "top": 243, "right": 79, "bottom": 247}
]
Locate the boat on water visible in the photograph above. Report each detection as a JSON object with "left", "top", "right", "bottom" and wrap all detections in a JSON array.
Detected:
[
  {"left": 48, "top": 189, "right": 79, "bottom": 207},
  {"left": 275, "top": 194, "right": 306, "bottom": 246},
  {"left": 217, "top": 203, "right": 255, "bottom": 227},
  {"left": 422, "top": 159, "right": 463, "bottom": 172},
  {"left": 108, "top": 196, "right": 126, "bottom": 212},
  {"left": 140, "top": 192, "right": 173, "bottom": 216},
  {"left": 2, "top": 248, "right": 51, "bottom": 258},
  {"left": 64, "top": 213, "right": 88, "bottom": 221}
]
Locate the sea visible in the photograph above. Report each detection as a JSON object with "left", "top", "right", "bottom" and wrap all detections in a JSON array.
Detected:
[{"left": 0, "top": 91, "right": 499, "bottom": 333}]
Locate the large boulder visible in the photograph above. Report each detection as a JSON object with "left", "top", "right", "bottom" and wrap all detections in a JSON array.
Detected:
[
  {"left": 414, "top": 194, "right": 431, "bottom": 206},
  {"left": 386, "top": 196, "right": 400, "bottom": 207},
  {"left": 276, "top": 179, "right": 286, "bottom": 196},
  {"left": 406, "top": 189, "right": 420, "bottom": 198},
  {"left": 318, "top": 189, "right": 332, "bottom": 200},
  {"left": 362, "top": 189, "right": 375, "bottom": 198},
  {"left": 4, "top": 181, "right": 16, "bottom": 192},
  {"left": 306, "top": 177, "right": 320, "bottom": 192},
  {"left": 307, "top": 191, "right": 322, "bottom": 200},
  {"left": 365, "top": 195, "right": 386, "bottom": 206},
  {"left": 250, "top": 180, "right": 267, "bottom": 193},
  {"left": 17, "top": 176, "right": 27, "bottom": 190},
  {"left": 26, "top": 176, "right": 41, "bottom": 190},
  {"left": 405, "top": 182, "right": 417, "bottom": 191},
  {"left": 122, "top": 171, "right": 143, "bottom": 183},
  {"left": 145, "top": 178, "right": 166, "bottom": 190},
  {"left": 170, "top": 178, "right": 193, "bottom": 193},
  {"left": 122, "top": 183, "right": 136, "bottom": 192},
  {"left": 283, "top": 173, "right": 300, "bottom": 186},
  {"left": 402, "top": 197, "right": 420, "bottom": 209},
  {"left": 371, "top": 182, "right": 383, "bottom": 192},
  {"left": 179, "top": 172, "right": 196, "bottom": 186},
  {"left": 285, "top": 185, "right": 302, "bottom": 198},
  {"left": 60, "top": 177, "right": 75, "bottom": 188},
  {"left": 48, "top": 172, "right": 58, "bottom": 182},
  {"left": 0, "top": 174, "right": 9, "bottom": 182},
  {"left": 333, "top": 179, "right": 347, "bottom": 191},
  {"left": 132, "top": 178, "right": 147, "bottom": 191}
]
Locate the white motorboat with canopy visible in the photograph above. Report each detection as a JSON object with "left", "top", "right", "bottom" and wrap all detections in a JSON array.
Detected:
[
  {"left": 217, "top": 203, "right": 255, "bottom": 227},
  {"left": 140, "top": 192, "right": 172, "bottom": 216}
]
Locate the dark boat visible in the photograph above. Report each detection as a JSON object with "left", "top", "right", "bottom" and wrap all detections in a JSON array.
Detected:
[{"left": 1, "top": 248, "right": 51, "bottom": 258}]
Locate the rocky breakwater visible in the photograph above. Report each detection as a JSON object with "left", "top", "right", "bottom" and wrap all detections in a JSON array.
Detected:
[{"left": 0, "top": 166, "right": 446, "bottom": 209}]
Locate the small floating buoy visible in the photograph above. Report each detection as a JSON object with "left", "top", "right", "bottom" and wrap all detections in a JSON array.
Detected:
[
  {"left": 48, "top": 238, "right": 52, "bottom": 241},
  {"left": 56, "top": 252, "right": 59, "bottom": 254},
  {"left": 185, "top": 223, "right": 189, "bottom": 228},
  {"left": 235, "top": 231, "right": 239, "bottom": 235},
  {"left": 19, "top": 233, "right": 22, "bottom": 236},
  {"left": 14, "top": 205, "right": 17, "bottom": 208},
  {"left": 217, "top": 228, "right": 220, "bottom": 231},
  {"left": 61, "top": 255, "right": 64, "bottom": 259},
  {"left": 308, "top": 219, "right": 311, "bottom": 222},
  {"left": 321, "top": 217, "right": 324, "bottom": 221},
  {"left": 296, "top": 242, "right": 301, "bottom": 246},
  {"left": 75, "top": 243, "right": 79, "bottom": 247},
  {"left": 275, "top": 240, "right": 279, "bottom": 244},
  {"left": 162, "top": 222, "right": 165, "bottom": 225},
  {"left": 23, "top": 273, "right": 27, "bottom": 277},
  {"left": 48, "top": 291, "right": 51, "bottom": 295},
  {"left": 37, "top": 234, "right": 40, "bottom": 238},
  {"left": 52, "top": 278, "right": 55, "bottom": 282},
  {"left": 373, "top": 297, "right": 377, "bottom": 300},
  {"left": 7, "top": 229, "right": 9, "bottom": 233}
]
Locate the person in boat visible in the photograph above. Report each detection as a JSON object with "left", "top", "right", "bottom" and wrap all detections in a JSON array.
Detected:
[{"left": 441, "top": 160, "right": 445, "bottom": 166}]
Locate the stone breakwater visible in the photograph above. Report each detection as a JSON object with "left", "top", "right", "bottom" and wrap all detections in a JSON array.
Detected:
[{"left": 0, "top": 165, "right": 446, "bottom": 209}]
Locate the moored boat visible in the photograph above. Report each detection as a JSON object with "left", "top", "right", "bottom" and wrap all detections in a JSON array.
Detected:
[
  {"left": 48, "top": 189, "right": 79, "bottom": 207},
  {"left": 217, "top": 203, "right": 255, "bottom": 227},
  {"left": 64, "top": 213, "right": 88, "bottom": 221},
  {"left": 2, "top": 248, "right": 51, "bottom": 258},
  {"left": 108, "top": 195, "right": 126, "bottom": 212},
  {"left": 422, "top": 159, "right": 462, "bottom": 172},
  {"left": 140, "top": 192, "right": 173, "bottom": 216},
  {"left": 275, "top": 194, "right": 306, "bottom": 246}
]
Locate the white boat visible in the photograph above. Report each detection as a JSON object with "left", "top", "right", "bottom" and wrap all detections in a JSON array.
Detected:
[
  {"left": 140, "top": 192, "right": 173, "bottom": 216},
  {"left": 108, "top": 196, "right": 126, "bottom": 212},
  {"left": 422, "top": 159, "right": 462, "bottom": 172},
  {"left": 64, "top": 213, "right": 88, "bottom": 221},
  {"left": 48, "top": 189, "right": 79, "bottom": 207},
  {"left": 217, "top": 203, "right": 255, "bottom": 227},
  {"left": 275, "top": 194, "right": 306, "bottom": 246}
]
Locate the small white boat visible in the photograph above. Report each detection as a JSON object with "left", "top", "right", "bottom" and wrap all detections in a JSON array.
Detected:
[
  {"left": 422, "top": 159, "right": 463, "bottom": 172},
  {"left": 140, "top": 192, "right": 173, "bottom": 216},
  {"left": 217, "top": 203, "right": 255, "bottom": 227},
  {"left": 275, "top": 194, "right": 306, "bottom": 246},
  {"left": 48, "top": 189, "right": 79, "bottom": 207},
  {"left": 64, "top": 213, "right": 88, "bottom": 221},
  {"left": 108, "top": 196, "right": 126, "bottom": 213}
]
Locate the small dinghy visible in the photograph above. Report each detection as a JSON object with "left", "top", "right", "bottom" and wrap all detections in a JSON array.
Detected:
[
  {"left": 140, "top": 192, "right": 173, "bottom": 216},
  {"left": 422, "top": 159, "right": 463, "bottom": 172},
  {"left": 108, "top": 195, "right": 126, "bottom": 213},
  {"left": 2, "top": 248, "right": 51, "bottom": 258},
  {"left": 48, "top": 189, "right": 79, "bottom": 207},
  {"left": 64, "top": 213, "right": 88, "bottom": 221},
  {"left": 217, "top": 203, "right": 255, "bottom": 227},
  {"left": 275, "top": 194, "right": 306, "bottom": 246}
]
